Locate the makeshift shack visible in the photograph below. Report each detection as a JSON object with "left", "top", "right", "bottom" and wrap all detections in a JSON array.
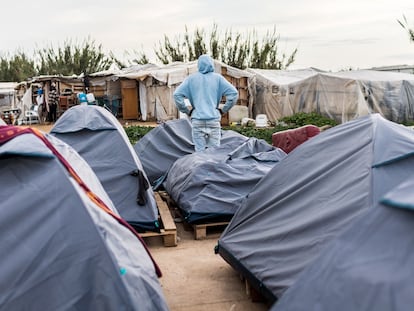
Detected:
[
  {"left": 0, "top": 82, "right": 17, "bottom": 108},
  {"left": 14, "top": 75, "right": 84, "bottom": 121},
  {"left": 248, "top": 68, "right": 414, "bottom": 124},
  {"left": 117, "top": 60, "right": 253, "bottom": 123}
]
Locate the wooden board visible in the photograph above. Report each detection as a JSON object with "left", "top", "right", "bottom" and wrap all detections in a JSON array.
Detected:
[
  {"left": 140, "top": 192, "right": 177, "bottom": 247},
  {"left": 191, "top": 222, "right": 229, "bottom": 240},
  {"left": 157, "top": 191, "right": 229, "bottom": 240}
]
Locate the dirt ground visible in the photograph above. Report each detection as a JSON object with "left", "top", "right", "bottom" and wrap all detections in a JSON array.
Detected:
[
  {"left": 145, "top": 223, "right": 268, "bottom": 311},
  {"left": 26, "top": 122, "right": 269, "bottom": 311}
]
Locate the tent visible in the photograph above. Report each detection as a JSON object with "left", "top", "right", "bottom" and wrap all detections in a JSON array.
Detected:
[
  {"left": 50, "top": 105, "right": 160, "bottom": 232},
  {"left": 133, "top": 118, "right": 195, "bottom": 186},
  {"left": 216, "top": 113, "right": 414, "bottom": 304},
  {"left": 164, "top": 137, "right": 286, "bottom": 224},
  {"left": 0, "top": 126, "right": 168, "bottom": 310},
  {"left": 248, "top": 68, "right": 414, "bottom": 124},
  {"left": 134, "top": 118, "right": 250, "bottom": 187},
  {"left": 271, "top": 177, "right": 414, "bottom": 311}
]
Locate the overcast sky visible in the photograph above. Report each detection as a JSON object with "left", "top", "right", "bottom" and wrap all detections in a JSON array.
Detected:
[{"left": 1, "top": 0, "right": 413, "bottom": 71}]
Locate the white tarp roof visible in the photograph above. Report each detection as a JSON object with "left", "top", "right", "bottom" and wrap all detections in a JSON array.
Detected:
[
  {"left": 248, "top": 68, "right": 414, "bottom": 123},
  {"left": 115, "top": 60, "right": 253, "bottom": 122},
  {"left": 0, "top": 82, "right": 18, "bottom": 109},
  {"left": 117, "top": 60, "right": 253, "bottom": 86},
  {"left": 0, "top": 82, "right": 18, "bottom": 93}
]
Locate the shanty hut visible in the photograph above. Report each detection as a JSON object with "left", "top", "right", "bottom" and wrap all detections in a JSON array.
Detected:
[{"left": 247, "top": 68, "right": 414, "bottom": 124}]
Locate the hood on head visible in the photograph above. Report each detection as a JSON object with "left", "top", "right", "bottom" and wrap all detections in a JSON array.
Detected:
[{"left": 197, "top": 55, "right": 214, "bottom": 74}]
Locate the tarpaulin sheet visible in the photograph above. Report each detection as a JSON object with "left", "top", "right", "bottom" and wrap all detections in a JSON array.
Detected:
[
  {"left": 218, "top": 114, "right": 414, "bottom": 303},
  {"left": 272, "top": 177, "right": 414, "bottom": 311},
  {"left": 164, "top": 137, "right": 286, "bottom": 224},
  {"left": 51, "top": 105, "right": 159, "bottom": 232}
]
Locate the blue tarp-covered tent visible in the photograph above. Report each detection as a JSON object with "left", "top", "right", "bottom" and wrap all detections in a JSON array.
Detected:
[
  {"left": 0, "top": 126, "right": 168, "bottom": 310},
  {"left": 217, "top": 114, "right": 414, "bottom": 304},
  {"left": 134, "top": 118, "right": 251, "bottom": 187},
  {"left": 50, "top": 105, "right": 159, "bottom": 232},
  {"left": 133, "top": 119, "right": 195, "bottom": 186},
  {"left": 164, "top": 137, "right": 286, "bottom": 224},
  {"left": 272, "top": 176, "right": 414, "bottom": 311}
]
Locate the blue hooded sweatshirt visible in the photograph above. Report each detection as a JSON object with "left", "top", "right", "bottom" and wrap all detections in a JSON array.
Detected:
[{"left": 173, "top": 55, "right": 239, "bottom": 120}]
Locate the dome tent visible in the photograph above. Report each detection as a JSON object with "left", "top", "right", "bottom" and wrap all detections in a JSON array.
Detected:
[
  {"left": 164, "top": 137, "right": 286, "bottom": 224},
  {"left": 0, "top": 126, "right": 167, "bottom": 310},
  {"left": 217, "top": 113, "right": 414, "bottom": 304},
  {"left": 50, "top": 105, "right": 159, "bottom": 232},
  {"left": 134, "top": 118, "right": 250, "bottom": 187},
  {"left": 271, "top": 176, "right": 414, "bottom": 311},
  {"left": 134, "top": 118, "right": 195, "bottom": 186}
]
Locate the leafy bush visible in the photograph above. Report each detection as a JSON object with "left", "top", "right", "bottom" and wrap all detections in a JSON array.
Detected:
[
  {"left": 274, "top": 112, "right": 338, "bottom": 130},
  {"left": 124, "top": 126, "right": 154, "bottom": 145}
]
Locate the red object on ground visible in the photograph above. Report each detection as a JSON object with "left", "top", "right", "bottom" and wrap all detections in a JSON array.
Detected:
[{"left": 272, "top": 125, "right": 321, "bottom": 153}]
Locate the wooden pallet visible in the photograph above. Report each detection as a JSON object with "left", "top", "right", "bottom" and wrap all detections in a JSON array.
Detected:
[
  {"left": 140, "top": 192, "right": 177, "bottom": 247},
  {"left": 191, "top": 221, "right": 229, "bottom": 240},
  {"left": 158, "top": 191, "right": 229, "bottom": 240}
]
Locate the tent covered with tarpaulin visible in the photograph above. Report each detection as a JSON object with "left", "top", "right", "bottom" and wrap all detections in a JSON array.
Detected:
[
  {"left": 133, "top": 118, "right": 194, "bottom": 186},
  {"left": 248, "top": 68, "right": 414, "bottom": 124},
  {"left": 50, "top": 105, "right": 160, "bottom": 232},
  {"left": 0, "top": 126, "right": 168, "bottom": 310},
  {"left": 216, "top": 113, "right": 414, "bottom": 304},
  {"left": 163, "top": 137, "right": 286, "bottom": 224},
  {"left": 271, "top": 176, "right": 414, "bottom": 311},
  {"left": 134, "top": 118, "right": 251, "bottom": 186}
]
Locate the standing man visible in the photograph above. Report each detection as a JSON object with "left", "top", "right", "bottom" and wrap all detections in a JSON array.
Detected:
[
  {"left": 48, "top": 82, "right": 59, "bottom": 123},
  {"left": 174, "top": 54, "right": 238, "bottom": 152}
]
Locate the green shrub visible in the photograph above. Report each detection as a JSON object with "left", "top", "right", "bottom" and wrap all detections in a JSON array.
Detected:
[
  {"left": 124, "top": 126, "right": 154, "bottom": 145},
  {"left": 274, "top": 112, "right": 338, "bottom": 130}
]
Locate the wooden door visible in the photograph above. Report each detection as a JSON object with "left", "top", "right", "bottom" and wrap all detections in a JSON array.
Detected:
[{"left": 121, "top": 80, "right": 139, "bottom": 119}]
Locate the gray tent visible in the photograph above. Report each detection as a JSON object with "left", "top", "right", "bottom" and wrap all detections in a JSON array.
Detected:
[
  {"left": 217, "top": 113, "right": 414, "bottom": 304},
  {"left": 50, "top": 105, "right": 159, "bottom": 232},
  {"left": 134, "top": 118, "right": 251, "bottom": 187},
  {"left": 272, "top": 177, "right": 414, "bottom": 311},
  {"left": 134, "top": 118, "right": 195, "bottom": 186},
  {"left": 0, "top": 126, "right": 168, "bottom": 310},
  {"left": 164, "top": 137, "right": 286, "bottom": 224}
]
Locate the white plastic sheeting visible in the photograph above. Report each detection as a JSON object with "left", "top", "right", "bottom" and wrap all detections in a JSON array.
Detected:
[
  {"left": 117, "top": 60, "right": 253, "bottom": 122},
  {"left": 248, "top": 68, "right": 414, "bottom": 123},
  {"left": 0, "top": 82, "right": 17, "bottom": 108}
]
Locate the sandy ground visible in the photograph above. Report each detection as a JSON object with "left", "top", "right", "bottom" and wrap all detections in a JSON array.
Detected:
[
  {"left": 25, "top": 121, "right": 268, "bottom": 311},
  {"left": 146, "top": 223, "right": 268, "bottom": 311}
]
